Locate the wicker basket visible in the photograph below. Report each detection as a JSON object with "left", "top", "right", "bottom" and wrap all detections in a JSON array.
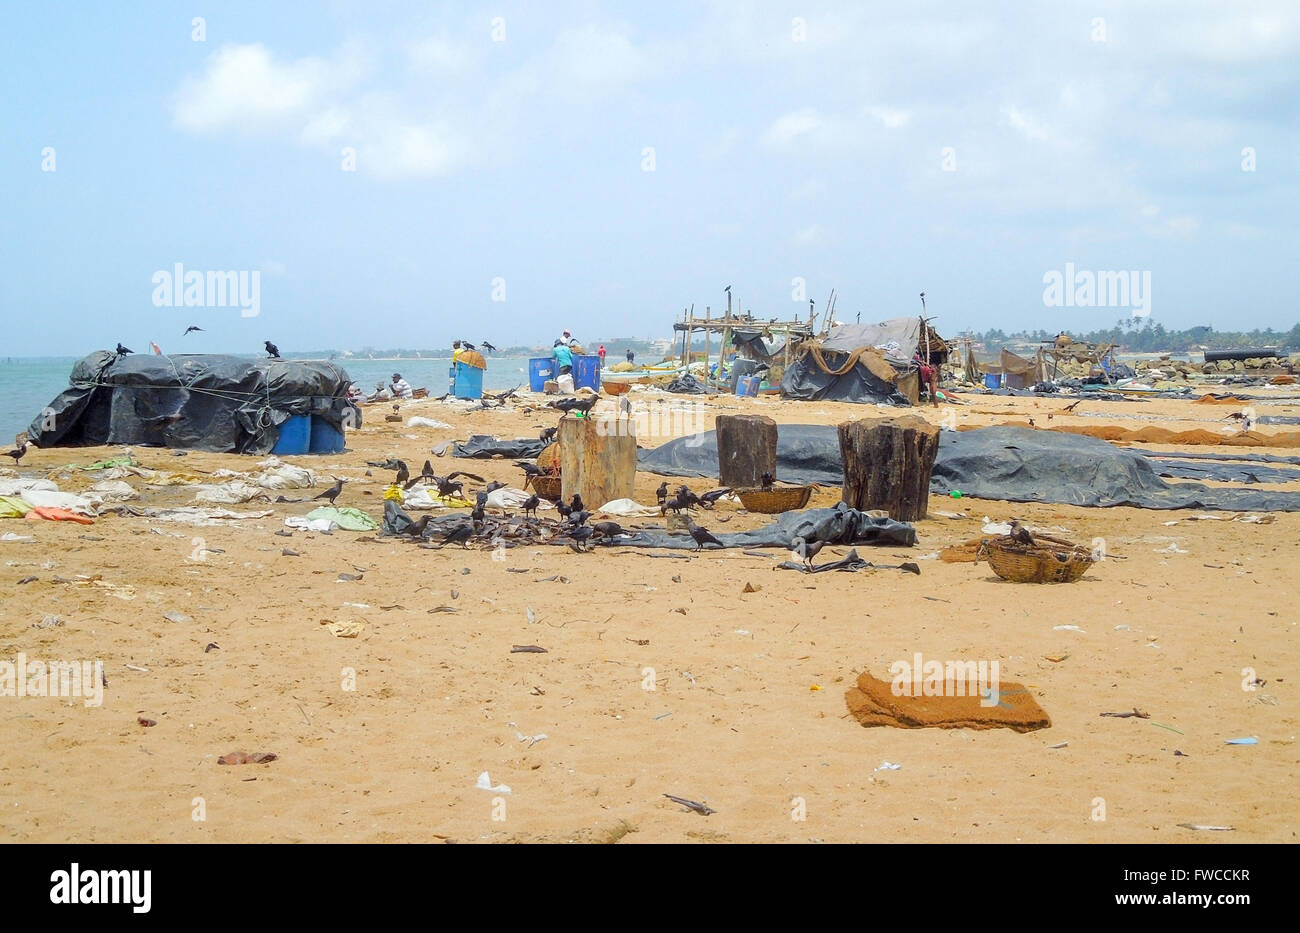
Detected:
[
  {"left": 735, "top": 484, "right": 813, "bottom": 513},
  {"left": 981, "top": 537, "right": 1094, "bottom": 583},
  {"left": 531, "top": 475, "right": 562, "bottom": 501},
  {"left": 602, "top": 381, "right": 631, "bottom": 396}
]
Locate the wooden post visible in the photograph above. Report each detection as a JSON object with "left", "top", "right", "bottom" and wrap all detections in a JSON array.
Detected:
[
  {"left": 704, "top": 306, "right": 710, "bottom": 384},
  {"left": 558, "top": 406, "right": 637, "bottom": 509},
  {"left": 837, "top": 415, "right": 940, "bottom": 521},
  {"left": 716, "top": 414, "right": 777, "bottom": 488}
]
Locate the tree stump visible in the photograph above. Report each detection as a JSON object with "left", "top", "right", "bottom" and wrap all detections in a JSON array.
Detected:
[
  {"left": 837, "top": 416, "right": 940, "bottom": 521},
  {"left": 716, "top": 414, "right": 777, "bottom": 488},
  {"left": 558, "top": 408, "right": 636, "bottom": 508}
]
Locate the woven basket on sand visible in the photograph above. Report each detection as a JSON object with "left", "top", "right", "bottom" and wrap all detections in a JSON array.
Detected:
[
  {"left": 980, "top": 537, "right": 1094, "bottom": 584},
  {"left": 735, "top": 485, "right": 813, "bottom": 514},
  {"left": 531, "top": 475, "right": 562, "bottom": 501}
]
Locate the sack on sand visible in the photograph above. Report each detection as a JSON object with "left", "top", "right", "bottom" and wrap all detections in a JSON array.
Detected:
[{"left": 845, "top": 670, "right": 1050, "bottom": 733}]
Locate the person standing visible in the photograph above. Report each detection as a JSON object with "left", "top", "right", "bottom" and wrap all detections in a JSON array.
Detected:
[
  {"left": 626, "top": 349, "right": 635, "bottom": 363},
  {"left": 552, "top": 339, "right": 574, "bottom": 393},
  {"left": 597, "top": 344, "right": 607, "bottom": 366}
]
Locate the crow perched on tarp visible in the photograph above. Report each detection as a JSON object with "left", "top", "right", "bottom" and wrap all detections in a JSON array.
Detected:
[
  {"left": 569, "top": 493, "right": 585, "bottom": 514},
  {"left": 404, "top": 514, "right": 433, "bottom": 538},
  {"left": 591, "top": 521, "right": 625, "bottom": 543},
  {"left": 265, "top": 341, "right": 280, "bottom": 358},
  {"left": 686, "top": 520, "right": 723, "bottom": 551},
  {"left": 115, "top": 343, "right": 133, "bottom": 356},
  {"left": 790, "top": 536, "right": 825, "bottom": 570},
  {"left": 437, "top": 522, "right": 474, "bottom": 548}
]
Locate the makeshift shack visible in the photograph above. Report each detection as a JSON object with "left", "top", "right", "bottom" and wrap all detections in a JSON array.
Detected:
[
  {"left": 28, "top": 351, "right": 357, "bottom": 454},
  {"left": 781, "top": 318, "right": 948, "bottom": 404}
]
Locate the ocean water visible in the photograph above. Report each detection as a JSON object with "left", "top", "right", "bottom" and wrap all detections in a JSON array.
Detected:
[{"left": 0, "top": 355, "right": 538, "bottom": 442}]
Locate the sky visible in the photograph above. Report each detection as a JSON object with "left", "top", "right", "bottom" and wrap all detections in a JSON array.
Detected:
[{"left": 1, "top": 0, "right": 1297, "bottom": 357}]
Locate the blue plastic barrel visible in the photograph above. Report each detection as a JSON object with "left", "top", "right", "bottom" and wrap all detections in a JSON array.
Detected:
[
  {"left": 309, "top": 416, "right": 345, "bottom": 453},
  {"left": 453, "top": 361, "right": 484, "bottom": 399},
  {"left": 738, "top": 375, "right": 760, "bottom": 397},
  {"left": 528, "top": 358, "right": 554, "bottom": 391},
  {"left": 983, "top": 373, "right": 1001, "bottom": 389},
  {"left": 271, "top": 414, "right": 311, "bottom": 455},
  {"left": 572, "top": 354, "right": 601, "bottom": 391}
]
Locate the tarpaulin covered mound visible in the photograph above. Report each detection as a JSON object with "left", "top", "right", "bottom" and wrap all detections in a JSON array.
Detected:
[
  {"left": 452, "top": 435, "right": 547, "bottom": 459},
  {"left": 845, "top": 671, "right": 1051, "bottom": 732},
  {"left": 29, "top": 352, "right": 356, "bottom": 454},
  {"left": 640, "top": 425, "right": 1300, "bottom": 511},
  {"left": 931, "top": 426, "right": 1300, "bottom": 510},
  {"left": 638, "top": 424, "right": 844, "bottom": 484}
]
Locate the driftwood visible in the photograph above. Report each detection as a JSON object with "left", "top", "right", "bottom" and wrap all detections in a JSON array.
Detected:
[
  {"left": 558, "top": 411, "right": 635, "bottom": 508},
  {"left": 837, "top": 416, "right": 940, "bottom": 521},
  {"left": 716, "top": 414, "right": 777, "bottom": 488}
]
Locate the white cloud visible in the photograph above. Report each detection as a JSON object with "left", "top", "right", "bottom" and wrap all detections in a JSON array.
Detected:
[
  {"left": 1146, "top": 215, "right": 1201, "bottom": 238},
  {"left": 173, "top": 44, "right": 339, "bottom": 133},
  {"left": 867, "top": 106, "right": 909, "bottom": 129},
  {"left": 408, "top": 35, "right": 475, "bottom": 74},
  {"left": 793, "top": 224, "right": 824, "bottom": 245},
  {"left": 762, "top": 109, "right": 824, "bottom": 148},
  {"left": 999, "top": 104, "right": 1050, "bottom": 142}
]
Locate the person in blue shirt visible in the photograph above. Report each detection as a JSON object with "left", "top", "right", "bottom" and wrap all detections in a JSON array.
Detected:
[{"left": 552, "top": 339, "right": 573, "bottom": 376}]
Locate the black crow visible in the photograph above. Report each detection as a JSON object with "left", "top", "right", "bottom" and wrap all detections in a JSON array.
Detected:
[
  {"left": 522, "top": 493, "right": 540, "bottom": 518},
  {"left": 790, "top": 536, "right": 825, "bottom": 569},
  {"left": 183, "top": 325, "right": 203, "bottom": 335},
  {"left": 312, "top": 477, "right": 344, "bottom": 504},
  {"left": 686, "top": 520, "right": 723, "bottom": 551},
  {"left": 265, "top": 341, "right": 280, "bottom": 358},
  {"left": 5, "top": 441, "right": 28, "bottom": 465},
  {"left": 437, "top": 523, "right": 474, "bottom": 548},
  {"left": 115, "top": 343, "right": 133, "bottom": 355},
  {"left": 655, "top": 482, "right": 668, "bottom": 506}
]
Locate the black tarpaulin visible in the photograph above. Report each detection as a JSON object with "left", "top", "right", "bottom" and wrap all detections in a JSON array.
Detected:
[
  {"left": 452, "top": 435, "right": 547, "bottom": 459},
  {"left": 638, "top": 424, "right": 1300, "bottom": 511},
  {"left": 28, "top": 351, "right": 356, "bottom": 454}
]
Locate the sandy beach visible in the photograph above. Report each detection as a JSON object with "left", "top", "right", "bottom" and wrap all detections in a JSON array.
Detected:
[{"left": 1, "top": 386, "right": 1296, "bottom": 844}]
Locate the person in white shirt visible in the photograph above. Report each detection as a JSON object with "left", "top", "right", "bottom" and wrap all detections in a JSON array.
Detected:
[{"left": 390, "top": 373, "right": 413, "bottom": 399}]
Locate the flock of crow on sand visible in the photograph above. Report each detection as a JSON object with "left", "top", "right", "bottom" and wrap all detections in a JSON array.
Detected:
[
  {"left": 318, "top": 396, "right": 741, "bottom": 555},
  {"left": 68, "top": 343, "right": 828, "bottom": 564}
]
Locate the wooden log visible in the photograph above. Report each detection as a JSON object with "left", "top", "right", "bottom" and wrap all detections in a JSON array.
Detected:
[
  {"left": 837, "top": 415, "right": 940, "bottom": 521},
  {"left": 558, "top": 408, "right": 636, "bottom": 508},
  {"left": 716, "top": 413, "right": 777, "bottom": 488}
]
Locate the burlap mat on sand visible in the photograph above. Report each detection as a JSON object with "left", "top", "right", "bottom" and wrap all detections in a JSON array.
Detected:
[{"left": 845, "top": 671, "right": 1051, "bottom": 733}]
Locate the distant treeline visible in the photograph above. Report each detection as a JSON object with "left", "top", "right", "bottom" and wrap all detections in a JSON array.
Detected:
[{"left": 973, "top": 321, "right": 1300, "bottom": 354}]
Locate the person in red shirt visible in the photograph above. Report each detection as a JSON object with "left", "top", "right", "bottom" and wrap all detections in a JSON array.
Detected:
[{"left": 598, "top": 345, "right": 607, "bottom": 365}]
